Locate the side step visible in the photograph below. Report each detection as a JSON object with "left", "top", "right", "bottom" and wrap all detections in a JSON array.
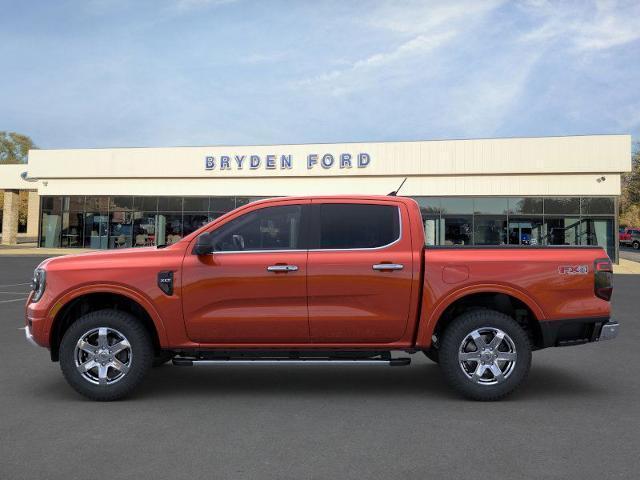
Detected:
[{"left": 173, "top": 357, "right": 411, "bottom": 367}]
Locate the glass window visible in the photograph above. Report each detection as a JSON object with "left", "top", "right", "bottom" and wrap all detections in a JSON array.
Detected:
[
  {"left": 508, "top": 218, "right": 544, "bottom": 246},
  {"left": 109, "top": 196, "right": 133, "bottom": 211},
  {"left": 133, "top": 212, "right": 157, "bottom": 247},
  {"left": 581, "top": 218, "right": 614, "bottom": 259},
  {"left": 543, "top": 217, "right": 581, "bottom": 246},
  {"left": 544, "top": 197, "right": 580, "bottom": 215},
  {"left": 40, "top": 196, "right": 63, "bottom": 248},
  {"left": 442, "top": 216, "right": 473, "bottom": 245},
  {"left": 235, "top": 197, "right": 266, "bottom": 209},
  {"left": 423, "top": 216, "right": 443, "bottom": 246},
  {"left": 134, "top": 196, "right": 158, "bottom": 211},
  {"left": 61, "top": 211, "right": 84, "bottom": 247},
  {"left": 158, "top": 197, "right": 183, "bottom": 211},
  {"left": 440, "top": 198, "right": 473, "bottom": 215},
  {"left": 581, "top": 197, "right": 614, "bottom": 215},
  {"left": 183, "top": 197, "right": 209, "bottom": 212},
  {"left": 474, "top": 198, "right": 508, "bottom": 215},
  {"left": 85, "top": 196, "right": 109, "bottom": 213},
  {"left": 209, "top": 197, "right": 236, "bottom": 217},
  {"left": 156, "top": 213, "right": 183, "bottom": 246},
  {"left": 109, "top": 211, "right": 132, "bottom": 248},
  {"left": 318, "top": 204, "right": 399, "bottom": 249},
  {"left": 474, "top": 217, "right": 507, "bottom": 245},
  {"left": 508, "top": 198, "right": 542, "bottom": 215},
  {"left": 416, "top": 197, "right": 441, "bottom": 215},
  {"left": 210, "top": 205, "right": 302, "bottom": 251},
  {"left": 183, "top": 213, "right": 211, "bottom": 236},
  {"left": 84, "top": 213, "right": 109, "bottom": 249},
  {"left": 63, "top": 196, "right": 85, "bottom": 212}
]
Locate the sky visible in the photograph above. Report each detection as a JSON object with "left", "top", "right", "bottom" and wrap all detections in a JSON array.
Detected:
[{"left": 1, "top": 0, "right": 639, "bottom": 149}]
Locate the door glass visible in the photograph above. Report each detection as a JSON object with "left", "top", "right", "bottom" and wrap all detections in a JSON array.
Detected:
[
  {"left": 318, "top": 204, "right": 399, "bottom": 249},
  {"left": 210, "top": 205, "right": 302, "bottom": 251}
]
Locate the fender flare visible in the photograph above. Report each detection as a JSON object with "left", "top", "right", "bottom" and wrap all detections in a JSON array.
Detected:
[
  {"left": 48, "top": 283, "right": 169, "bottom": 347},
  {"left": 416, "top": 283, "right": 546, "bottom": 347}
]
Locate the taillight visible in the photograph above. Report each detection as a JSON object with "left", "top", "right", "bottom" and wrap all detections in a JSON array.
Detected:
[{"left": 594, "top": 258, "right": 613, "bottom": 301}]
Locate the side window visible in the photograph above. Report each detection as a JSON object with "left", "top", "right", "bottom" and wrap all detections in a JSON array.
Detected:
[
  {"left": 318, "top": 203, "right": 400, "bottom": 249},
  {"left": 210, "top": 205, "right": 302, "bottom": 251}
]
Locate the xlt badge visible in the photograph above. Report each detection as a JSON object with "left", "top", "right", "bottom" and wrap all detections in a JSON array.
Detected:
[{"left": 157, "top": 271, "right": 174, "bottom": 295}]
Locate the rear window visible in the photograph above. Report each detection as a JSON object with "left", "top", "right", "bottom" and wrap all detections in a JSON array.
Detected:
[{"left": 318, "top": 204, "right": 400, "bottom": 249}]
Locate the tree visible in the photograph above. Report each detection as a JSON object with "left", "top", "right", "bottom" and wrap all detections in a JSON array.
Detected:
[
  {"left": 619, "top": 142, "right": 640, "bottom": 227},
  {"left": 0, "top": 131, "right": 36, "bottom": 164}
]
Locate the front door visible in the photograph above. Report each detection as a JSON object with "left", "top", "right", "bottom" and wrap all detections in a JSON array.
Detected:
[
  {"left": 307, "top": 201, "right": 414, "bottom": 343},
  {"left": 182, "top": 201, "right": 310, "bottom": 344}
]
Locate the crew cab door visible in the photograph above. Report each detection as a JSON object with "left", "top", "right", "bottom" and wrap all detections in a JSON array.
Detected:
[
  {"left": 307, "top": 200, "right": 414, "bottom": 343},
  {"left": 181, "top": 200, "right": 310, "bottom": 343}
]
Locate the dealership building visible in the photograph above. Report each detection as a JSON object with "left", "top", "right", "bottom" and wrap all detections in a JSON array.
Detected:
[{"left": 0, "top": 134, "right": 631, "bottom": 261}]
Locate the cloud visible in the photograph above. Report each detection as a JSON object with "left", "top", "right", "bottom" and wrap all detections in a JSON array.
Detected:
[
  {"left": 519, "top": 0, "right": 640, "bottom": 51},
  {"left": 296, "top": 0, "right": 506, "bottom": 96}
]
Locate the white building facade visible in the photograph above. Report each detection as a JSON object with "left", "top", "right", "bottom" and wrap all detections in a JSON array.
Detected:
[{"left": 0, "top": 134, "right": 632, "bottom": 261}]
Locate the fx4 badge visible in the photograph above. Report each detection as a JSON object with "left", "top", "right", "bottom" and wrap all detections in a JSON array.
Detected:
[{"left": 558, "top": 265, "right": 589, "bottom": 275}]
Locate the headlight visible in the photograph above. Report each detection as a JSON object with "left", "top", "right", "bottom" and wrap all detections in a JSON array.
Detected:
[{"left": 31, "top": 268, "right": 46, "bottom": 302}]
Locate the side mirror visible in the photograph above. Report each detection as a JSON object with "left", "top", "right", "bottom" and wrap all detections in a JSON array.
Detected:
[{"left": 192, "top": 232, "right": 214, "bottom": 255}]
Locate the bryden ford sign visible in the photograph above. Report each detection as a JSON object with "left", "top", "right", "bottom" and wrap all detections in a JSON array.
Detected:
[{"left": 205, "top": 153, "right": 371, "bottom": 171}]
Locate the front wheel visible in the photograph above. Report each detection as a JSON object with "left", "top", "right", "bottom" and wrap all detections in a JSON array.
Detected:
[
  {"left": 59, "top": 309, "right": 153, "bottom": 401},
  {"left": 439, "top": 309, "right": 532, "bottom": 401}
]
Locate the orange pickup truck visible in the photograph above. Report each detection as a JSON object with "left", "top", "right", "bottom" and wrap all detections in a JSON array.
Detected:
[{"left": 25, "top": 195, "right": 618, "bottom": 401}]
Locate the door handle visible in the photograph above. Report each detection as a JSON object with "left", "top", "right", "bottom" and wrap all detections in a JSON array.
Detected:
[
  {"left": 372, "top": 263, "right": 404, "bottom": 271},
  {"left": 267, "top": 265, "right": 299, "bottom": 272}
]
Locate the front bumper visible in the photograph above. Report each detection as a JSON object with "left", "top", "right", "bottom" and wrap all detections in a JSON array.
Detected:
[
  {"left": 539, "top": 317, "right": 619, "bottom": 348},
  {"left": 24, "top": 325, "right": 39, "bottom": 347}
]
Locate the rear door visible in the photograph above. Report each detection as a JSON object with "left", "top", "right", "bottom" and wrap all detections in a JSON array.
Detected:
[
  {"left": 181, "top": 200, "right": 311, "bottom": 343},
  {"left": 307, "top": 200, "right": 414, "bottom": 343}
]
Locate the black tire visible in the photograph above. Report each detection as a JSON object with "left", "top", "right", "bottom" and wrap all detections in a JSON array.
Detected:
[
  {"left": 633, "top": 241, "right": 640, "bottom": 250},
  {"left": 59, "top": 309, "right": 153, "bottom": 401},
  {"left": 439, "top": 309, "right": 531, "bottom": 401},
  {"left": 423, "top": 348, "right": 439, "bottom": 363},
  {"left": 152, "top": 351, "right": 174, "bottom": 367}
]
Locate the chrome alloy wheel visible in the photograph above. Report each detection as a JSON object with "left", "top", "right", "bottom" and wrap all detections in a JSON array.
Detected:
[
  {"left": 74, "top": 327, "right": 132, "bottom": 385},
  {"left": 458, "top": 327, "right": 517, "bottom": 385}
]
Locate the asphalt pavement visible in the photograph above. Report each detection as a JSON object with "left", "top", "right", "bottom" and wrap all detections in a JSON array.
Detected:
[{"left": 1, "top": 255, "right": 639, "bottom": 479}]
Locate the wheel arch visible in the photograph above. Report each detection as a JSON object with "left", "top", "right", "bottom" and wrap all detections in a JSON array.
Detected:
[
  {"left": 420, "top": 285, "right": 545, "bottom": 350},
  {"left": 49, "top": 287, "right": 167, "bottom": 362}
]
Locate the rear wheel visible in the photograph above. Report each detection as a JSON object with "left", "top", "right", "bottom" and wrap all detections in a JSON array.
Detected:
[
  {"left": 633, "top": 241, "right": 640, "bottom": 250},
  {"left": 439, "top": 309, "right": 531, "bottom": 401},
  {"left": 59, "top": 309, "right": 153, "bottom": 401}
]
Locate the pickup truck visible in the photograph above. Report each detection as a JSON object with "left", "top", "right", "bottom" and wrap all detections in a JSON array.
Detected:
[
  {"left": 25, "top": 195, "right": 618, "bottom": 401},
  {"left": 619, "top": 227, "right": 640, "bottom": 249}
]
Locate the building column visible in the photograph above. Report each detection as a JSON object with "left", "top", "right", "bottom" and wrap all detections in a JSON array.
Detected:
[
  {"left": 1, "top": 189, "right": 20, "bottom": 246},
  {"left": 26, "top": 190, "right": 40, "bottom": 239}
]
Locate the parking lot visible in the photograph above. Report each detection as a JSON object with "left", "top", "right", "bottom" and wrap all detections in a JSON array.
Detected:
[{"left": 1, "top": 255, "right": 639, "bottom": 480}]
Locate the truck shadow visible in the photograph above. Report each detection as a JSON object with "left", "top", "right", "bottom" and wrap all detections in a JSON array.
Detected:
[
  {"left": 130, "top": 362, "right": 606, "bottom": 402},
  {"left": 29, "top": 361, "right": 607, "bottom": 402}
]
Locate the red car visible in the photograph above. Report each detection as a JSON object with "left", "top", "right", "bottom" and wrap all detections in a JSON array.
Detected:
[
  {"left": 619, "top": 227, "right": 640, "bottom": 249},
  {"left": 25, "top": 196, "right": 618, "bottom": 401}
]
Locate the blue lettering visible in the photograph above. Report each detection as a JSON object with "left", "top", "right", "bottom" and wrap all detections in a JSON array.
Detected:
[
  {"left": 266, "top": 154, "right": 276, "bottom": 169},
  {"left": 307, "top": 154, "right": 318, "bottom": 169},
  {"left": 321, "top": 154, "right": 334, "bottom": 169},
  {"left": 280, "top": 154, "right": 292, "bottom": 169},
  {"left": 220, "top": 156, "right": 231, "bottom": 170},
  {"left": 205, "top": 156, "right": 215, "bottom": 170},
  {"left": 339, "top": 153, "right": 352, "bottom": 168},
  {"left": 250, "top": 155, "right": 261, "bottom": 169},
  {"left": 358, "top": 153, "right": 370, "bottom": 168},
  {"left": 235, "top": 155, "right": 245, "bottom": 169}
]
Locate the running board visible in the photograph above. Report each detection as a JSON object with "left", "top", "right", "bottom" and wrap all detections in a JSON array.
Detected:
[{"left": 172, "top": 357, "right": 411, "bottom": 367}]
